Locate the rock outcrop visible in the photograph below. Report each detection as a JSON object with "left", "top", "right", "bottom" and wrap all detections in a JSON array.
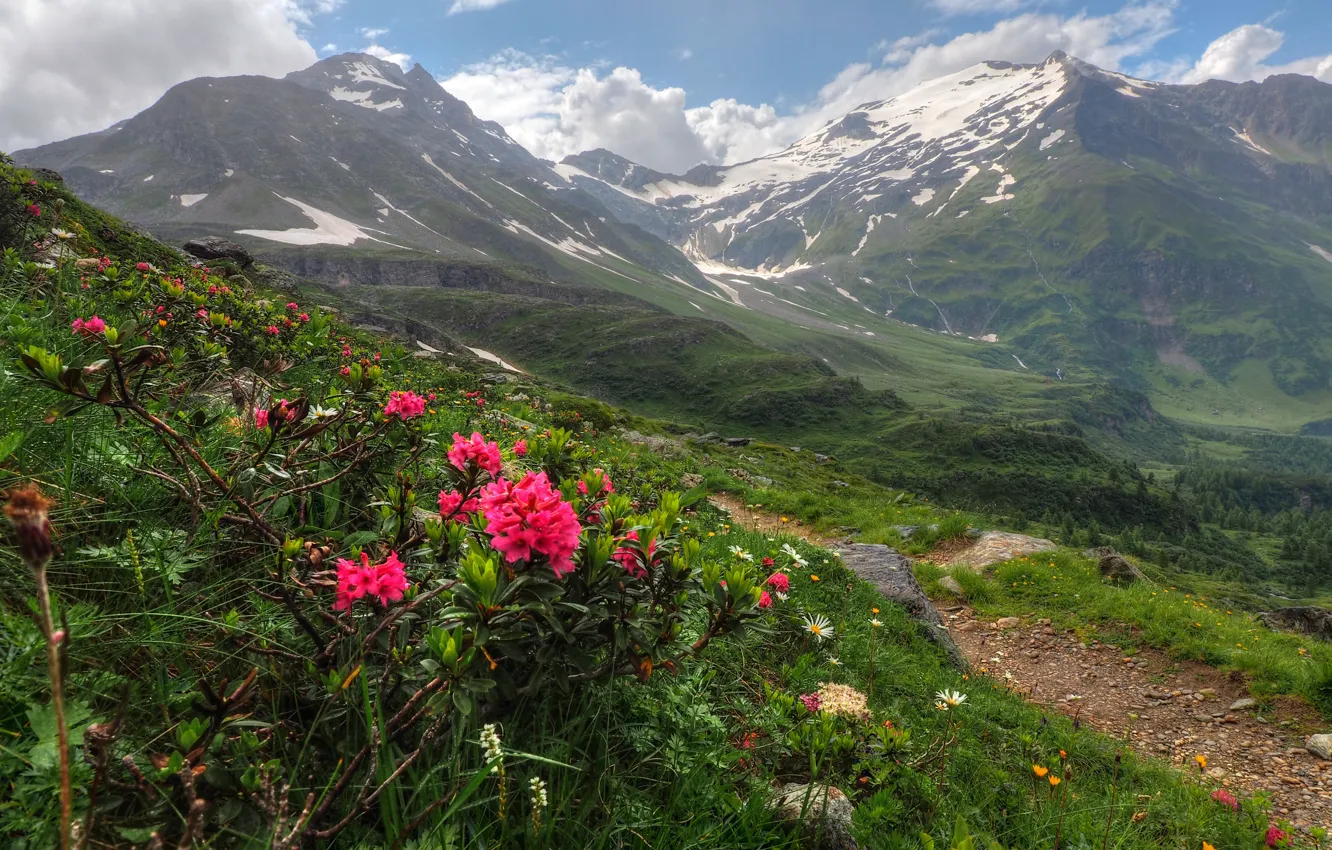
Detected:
[
  {"left": 182, "top": 236, "right": 254, "bottom": 267},
  {"left": 950, "top": 531, "right": 1056, "bottom": 571},
  {"left": 837, "top": 544, "right": 965, "bottom": 670},
  {"left": 1099, "top": 552, "right": 1147, "bottom": 584},
  {"left": 768, "top": 783, "right": 857, "bottom": 850},
  {"left": 1257, "top": 606, "right": 1332, "bottom": 641}
]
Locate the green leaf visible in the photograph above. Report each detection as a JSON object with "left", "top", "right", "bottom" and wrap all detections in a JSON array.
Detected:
[
  {"left": 0, "top": 431, "right": 22, "bottom": 464},
  {"left": 26, "top": 699, "right": 94, "bottom": 770}
]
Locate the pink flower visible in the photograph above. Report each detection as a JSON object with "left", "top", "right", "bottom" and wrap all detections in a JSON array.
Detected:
[
  {"left": 427, "top": 392, "right": 437, "bottom": 402},
  {"left": 254, "top": 408, "right": 270, "bottom": 429},
  {"left": 286, "top": 302, "right": 299, "bottom": 310},
  {"left": 577, "top": 469, "right": 613, "bottom": 497},
  {"left": 798, "top": 693, "right": 821, "bottom": 712},
  {"left": 71, "top": 316, "right": 107, "bottom": 337},
  {"left": 766, "top": 573, "right": 790, "bottom": 593},
  {"left": 265, "top": 325, "right": 280, "bottom": 336},
  {"left": 612, "top": 530, "right": 651, "bottom": 579},
  {"left": 448, "top": 432, "right": 502, "bottom": 475},
  {"left": 438, "top": 489, "right": 480, "bottom": 520},
  {"left": 340, "top": 366, "right": 351, "bottom": 377},
  {"left": 512, "top": 439, "right": 527, "bottom": 457},
  {"left": 1266, "top": 827, "right": 1288, "bottom": 848},
  {"left": 26, "top": 204, "right": 40, "bottom": 217},
  {"left": 333, "top": 551, "right": 409, "bottom": 611},
  {"left": 480, "top": 471, "right": 583, "bottom": 578},
  {"left": 195, "top": 308, "right": 208, "bottom": 319},
  {"left": 208, "top": 284, "right": 219, "bottom": 295},
  {"left": 383, "top": 390, "right": 427, "bottom": 421},
  {"left": 135, "top": 262, "right": 151, "bottom": 272},
  {"left": 759, "top": 591, "right": 773, "bottom": 609},
  {"left": 1210, "top": 789, "right": 1239, "bottom": 811},
  {"left": 299, "top": 312, "right": 310, "bottom": 322},
  {"left": 342, "top": 345, "right": 352, "bottom": 358}
]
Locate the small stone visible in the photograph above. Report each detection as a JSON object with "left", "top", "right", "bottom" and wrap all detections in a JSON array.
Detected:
[
  {"left": 1229, "top": 698, "right": 1258, "bottom": 712},
  {"left": 1307, "top": 734, "right": 1332, "bottom": 760},
  {"left": 996, "top": 617, "right": 1021, "bottom": 629},
  {"left": 938, "top": 575, "right": 966, "bottom": 598}
]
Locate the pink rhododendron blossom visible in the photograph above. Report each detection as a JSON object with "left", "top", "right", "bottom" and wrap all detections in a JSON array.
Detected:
[
  {"left": 286, "top": 302, "right": 299, "bottom": 310},
  {"left": 342, "top": 345, "right": 352, "bottom": 358},
  {"left": 299, "top": 312, "right": 310, "bottom": 322},
  {"left": 427, "top": 392, "right": 437, "bottom": 402},
  {"left": 254, "top": 408, "right": 270, "bottom": 429},
  {"left": 196, "top": 308, "right": 208, "bottom": 319},
  {"left": 799, "top": 693, "right": 821, "bottom": 712},
  {"left": 1266, "top": 827, "right": 1288, "bottom": 847},
  {"left": 480, "top": 471, "right": 582, "bottom": 577},
  {"left": 611, "top": 530, "right": 651, "bottom": 579},
  {"left": 512, "top": 439, "right": 527, "bottom": 457},
  {"left": 71, "top": 316, "right": 107, "bottom": 336},
  {"left": 340, "top": 366, "right": 351, "bottom": 376},
  {"left": 438, "top": 489, "right": 480, "bottom": 519},
  {"left": 333, "top": 551, "right": 409, "bottom": 611},
  {"left": 759, "top": 591, "right": 773, "bottom": 609},
  {"left": 26, "top": 204, "right": 40, "bottom": 217},
  {"left": 265, "top": 325, "right": 280, "bottom": 336},
  {"left": 766, "top": 572, "right": 790, "bottom": 593},
  {"left": 448, "top": 432, "right": 502, "bottom": 475},
  {"left": 135, "top": 262, "right": 151, "bottom": 272},
  {"left": 577, "top": 470, "right": 613, "bottom": 497},
  {"left": 1210, "top": 789, "right": 1239, "bottom": 811},
  {"left": 384, "top": 391, "right": 426, "bottom": 421}
]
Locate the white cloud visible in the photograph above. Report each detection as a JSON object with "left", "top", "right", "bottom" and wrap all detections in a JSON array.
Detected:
[
  {"left": 360, "top": 27, "right": 390, "bottom": 40},
  {"left": 672, "top": 47, "right": 694, "bottom": 61},
  {"left": 2, "top": 0, "right": 321, "bottom": 153},
  {"left": 1176, "top": 24, "right": 1332, "bottom": 84},
  {"left": 364, "top": 44, "right": 412, "bottom": 70},
  {"left": 320, "top": 43, "right": 339, "bottom": 54},
  {"left": 447, "top": 0, "right": 515, "bottom": 14},
  {"left": 441, "top": 2, "right": 1181, "bottom": 173}
]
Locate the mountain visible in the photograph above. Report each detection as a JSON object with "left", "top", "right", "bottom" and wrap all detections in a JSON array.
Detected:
[
  {"left": 561, "top": 53, "right": 1332, "bottom": 430},
  {"left": 12, "top": 53, "right": 716, "bottom": 298}
]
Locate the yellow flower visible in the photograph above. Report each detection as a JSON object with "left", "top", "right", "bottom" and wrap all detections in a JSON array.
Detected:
[
  {"left": 810, "top": 575, "right": 820, "bottom": 582},
  {"left": 871, "top": 607, "right": 880, "bottom": 614},
  {"left": 1033, "top": 765, "right": 1048, "bottom": 778},
  {"left": 1203, "top": 843, "right": 1215, "bottom": 850},
  {"left": 1048, "top": 775, "right": 1061, "bottom": 787},
  {"left": 1194, "top": 754, "right": 1207, "bottom": 769}
]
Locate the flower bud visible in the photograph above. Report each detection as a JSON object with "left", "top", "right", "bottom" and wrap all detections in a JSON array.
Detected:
[{"left": 3, "top": 486, "right": 55, "bottom": 568}]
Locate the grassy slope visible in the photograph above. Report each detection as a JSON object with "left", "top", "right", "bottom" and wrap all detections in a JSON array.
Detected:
[{"left": 0, "top": 161, "right": 1283, "bottom": 848}]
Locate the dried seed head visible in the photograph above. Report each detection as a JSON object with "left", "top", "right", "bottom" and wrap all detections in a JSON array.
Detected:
[{"left": 4, "top": 486, "right": 55, "bottom": 567}]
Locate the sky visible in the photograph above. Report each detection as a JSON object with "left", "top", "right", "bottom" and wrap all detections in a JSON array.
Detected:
[{"left": 2, "top": 0, "right": 1330, "bottom": 173}]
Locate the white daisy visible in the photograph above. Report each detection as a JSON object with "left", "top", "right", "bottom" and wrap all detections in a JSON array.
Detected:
[{"left": 801, "top": 613, "right": 834, "bottom": 643}]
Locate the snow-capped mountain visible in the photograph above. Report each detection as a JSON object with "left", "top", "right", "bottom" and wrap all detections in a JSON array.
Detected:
[
  {"left": 562, "top": 52, "right": 1332, "bottom": 404},
  {"left": 13, "top": 53, "right": 710, "bottom": 294}
]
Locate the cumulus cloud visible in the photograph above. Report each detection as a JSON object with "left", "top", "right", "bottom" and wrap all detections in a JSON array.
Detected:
[
  {"left": 440, "top": 1, "right": 1181, "bottom": 172},
  {"left": 2, "top": 0, "right": 322, "bottom": 153},
  {"left": 364, "top": 43, "right": 413, "bottom": 69},
  {"left": 1177, "top": 24, "right": 1332, "bottom": 84},
  {"left": 447, "top": 0, "right": 515, "bottom": 14},
  {"left": 929, "top": 0, "right": 1028, "bottom": 16}
]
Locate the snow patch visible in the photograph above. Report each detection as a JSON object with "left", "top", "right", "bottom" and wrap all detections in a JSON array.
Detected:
[
  {"left": 344, "top": 61, "right": 405, "bottom": 90},
  {"left": 330, "top": 86, "right": 403, "bottom": 111},
  {"left": 143, "top": 175, "right": 154, "bottom": 182},
  {"left": 852, "top": 214, "right": 882, "bottom": 257},
  {"left": 911, "top": 187, "right": 936, "bottom": 206},
  {"left": 330, "top": 157, "right": 351, "bottom": 171},
  {"left": 835, "top": 287, "right": 860, "bottom": 303},
  {"left": 467, "top": 347, "right": 520, "bottom": 372},
  {"left": 179, "top": 194, "right": 207, "bottom": 207},
  {"left": 422, "top": 154, "right": 494, "bottom": 208},
  {"left": 289, "top": 135, "right": 302, "bottom": 143},
  {"left": 236, "top": 194, "right": 406, "bottom": 249},
  {"left": 99, "top": 169, "right": 115, "bottom": 174},
  {"left": 1309, "top": 244, "right": 1332, "bottom": 264},
  {"left": 224, "top": 169, "right": 234, "bottom": 177},
  {"left": 956, "top": 210, "right": 970, "bottom": 218},
  {"left": 1231, "top": 127, "right": 1271, "bottom": 156},
  {"left": 1039, "top": 129, "right": 1066, "bottom": 151}
]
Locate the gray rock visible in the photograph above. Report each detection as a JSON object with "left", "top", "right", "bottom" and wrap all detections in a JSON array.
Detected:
[
  {"left": 768, "top": 783, "right": 857, "bottom": 850},
  {"left": 752, "top": 475, "right": 774, "bottom": 487},
  {"left": 1083, "top": 546, "right": 1118, "bottom": 559},
  {"left": 32, "top": 167, "right": 64, "bottom": 184},
  {"left": 814, "top": 453, "right": 831, "bottom": 464},
  {"left": 1099, "top": 553, "right": 1147, "bottom": 584},
  {"left": 836, "top": 543, "right": 966, "bottom": 670},
  {"left": 1257, "top": 606, "right": 1332, "bottom": 641},
  {"left": 1229, "top": 698, "right": 1258, "bottom": 712},
  {"left": 938, "top": 575, "right": 966, "bottom": 598},
  {"left": 831, "top": 480, "right": 850, "bottom": 488},
  {"left": 1307, "top": 734, "right": 1332, "bottom": 760},
  {"left": 891, "top": 525, "right": 919, "bottom": 540},
  {"left": 951, "top": 531, "right": 1056, "bottom": 571},
  {"left": 724, "top": 436, "right": 754, "bottom": 447},
  {"left": 182, "top": 236, "right": 254, "bottom": 266}
]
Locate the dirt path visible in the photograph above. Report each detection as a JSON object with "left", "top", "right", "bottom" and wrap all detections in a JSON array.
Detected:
[
  {"left": 948, "top": 608, "right": 1330, "bottom": 830},
  {"left": 705, "top": 495, "right": 1332, "bottom": 831}
]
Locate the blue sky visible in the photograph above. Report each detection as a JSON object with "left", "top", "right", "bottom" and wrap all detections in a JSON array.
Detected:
[
  {"left": 312, "top": 0, "right": 1332, "bottom": 113},
  {"left": 4, "top": 0, "right": 1330, "bottom": 171}
]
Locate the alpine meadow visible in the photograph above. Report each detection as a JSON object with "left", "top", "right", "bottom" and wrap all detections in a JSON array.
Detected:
[{"left": 5, "top": 2, "right": 1332, "bottom": 848}]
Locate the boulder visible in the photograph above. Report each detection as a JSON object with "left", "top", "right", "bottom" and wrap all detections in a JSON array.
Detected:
[
  {"left": 182, "top": 236, "right": 254, "bottom": 267},
  {"left": 1257, "top": 606, "right": 1332, "bottom": 641},
  {"left": 1307, "top": 734, "right": 1332, "bottom": 760},
  {"left": 32, "top": 167, "right": 64, "bottom": 184},
  {"left": 723, "top": 436, "right": 754, "bottom": 447},
  {"left": 950, "top": 531, "right": 1056, "bottom": 571},
  {"left": 1099, "top": 553, "right": 1146, "bottom": 584},
  {"left": 768, "top": 783, "right": 857, "bottom": 850},
  {"left": 1229, "top": 698, "right": 1257, "bottom": 712},
  {"left": 836, "top": 544, "right": 966, "bottom": 670},
  {"left": 938, "top": 575, "right": 966, "bottom": 598}
]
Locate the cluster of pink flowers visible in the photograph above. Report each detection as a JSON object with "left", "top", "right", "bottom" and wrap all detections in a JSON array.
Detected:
[
  {"left": 1266, "top": 826, "right": 1288, "bottom": 848},
  {"left": 766, "top": 572, "right": 790, "bottom": 593},
  {"left": 265, "top": 325, "right": 280, "bottom": 336},
  {"left": 513, "top": 439, "right": 528, "bottom": 457},
  {"left": 758, "top": 591, "right": 773, "bottom": 608},
  {"left": 448, "top": 432, "right": 502, "bottom": 475},
  {"left": 383, "top": 390, "right": 427, "bottom": 421},
  {"left": 286, "top": 302, "right": 299, "bottom": 310},
  {"left": 334, "top": 551, "right": 409, "bottom": 611},
  {"left": 254, "top": 399, "right": 300, "bottom": 430},
  {"left": 480, "top": 471, "right": 582, "bottom": 577},
  {"left": 1210, "top": 788, "right": 1239, "bottom": 811},
  {"left": 135, "top": 262, "right": 152, "bottom": 272},
  {"left": 798, "top": 693, "right": 821, "bottom": 712},
  {"left": 576, "top": 469, "right": 614, "bottom": 497},
  {"left": 438, "top": 488, "right": 480, "bottom": 520},
  {"left": 26, "top": 204, "right": 40, "bottom": 217},
  {"left": 612, "top": 530, "right": 653, "bottom": 579},
  {"left": 71, "top": 316, "right": 107, "bottom": 337}
]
